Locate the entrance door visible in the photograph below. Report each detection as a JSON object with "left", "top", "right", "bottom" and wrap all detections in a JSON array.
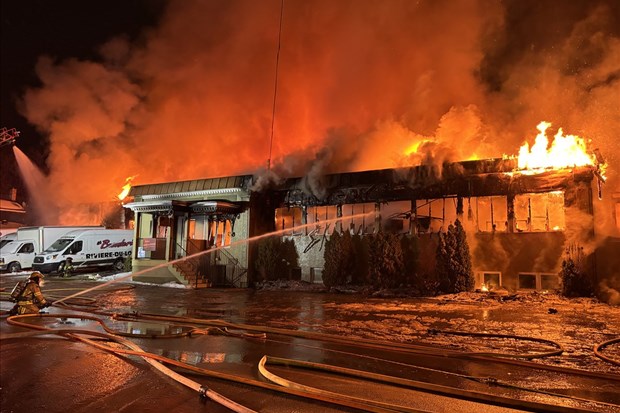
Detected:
[{"left": 174, "top": 214, "right": 188, "bottom": 259}]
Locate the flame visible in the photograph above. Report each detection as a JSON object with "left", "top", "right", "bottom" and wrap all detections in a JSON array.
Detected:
[
  {"left": 481, "top": 284, "right": 489, "bottom": 292},
  {"left": 517, "top": 122, "right": 595, "bottom": 170},
  {"left": 117, "top": 176, "right": 136, "bottom": 201},
  {"left": 404, "top": 140, "right": 433, "bottom": 156}
]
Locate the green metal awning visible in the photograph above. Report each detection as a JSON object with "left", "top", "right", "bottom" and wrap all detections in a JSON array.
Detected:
[{"left": 129, "top": 175, "right": 252, "bottom": 198}]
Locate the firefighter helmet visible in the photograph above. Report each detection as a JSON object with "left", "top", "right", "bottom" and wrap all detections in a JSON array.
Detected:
[{"left": 29, "top": 271, "right": 44, "bottom": 280}]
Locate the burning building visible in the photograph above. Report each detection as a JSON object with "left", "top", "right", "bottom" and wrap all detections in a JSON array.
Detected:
[{"left": 123, "top": 148, "right": 614, "bottom": 297}]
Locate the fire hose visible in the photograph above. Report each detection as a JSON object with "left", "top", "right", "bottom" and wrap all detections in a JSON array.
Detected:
[
  {"left": 2, "top": 287, "right": 618, "bottom": 412},
  {"left": 594, "top": 337, "right": 620, "bottom": 367},
  {"left": 2, "top": 309, "right": 617, "bottom": 413},
  {"left": 258, "top": 355, "right": 616, "bottom": 413},
  {"left": 1, "top": 314, "right": 421, "bottom": 413},
  {"left": 2, "top": 313, "right": 257, "bottom": 413},
  {"left": 119, "top": 312, "right": 620, "bottom": 381},
  {"left": 113, "top": 312, "right": 620, "bottom": 411}
]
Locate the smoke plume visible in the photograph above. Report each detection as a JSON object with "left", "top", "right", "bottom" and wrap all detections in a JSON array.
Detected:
[{"left": 16, "top": 0, "right": 619, "bottom": 233}]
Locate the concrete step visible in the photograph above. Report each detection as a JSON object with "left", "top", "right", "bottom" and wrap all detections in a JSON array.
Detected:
[{"left": 174, "top": 262, "right": 197, "bottom": 273}]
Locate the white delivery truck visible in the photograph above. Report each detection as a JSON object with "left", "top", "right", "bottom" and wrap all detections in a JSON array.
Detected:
[
  {"left": 33, "top": 229, "right": 134, "bottom": 274},
  {"left": 0, "top": 226, "right": 102, "bottom": 272}
]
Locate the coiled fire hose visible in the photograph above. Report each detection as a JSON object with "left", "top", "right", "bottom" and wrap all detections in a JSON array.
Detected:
[
  {"left": 2, "top": 288, "right": 618, "bottom": 413},
  {"left": 2, "top": 313, "right": 257, "bottom": 413},
  {"left": 115, "top": 313, "right": 619, "bottom": 411},
  {"left": 1, "top": 314, "right": 420, "bottom": 413},
  {"left": 2, "top": 308, "right": 618, "bottom": 413}
]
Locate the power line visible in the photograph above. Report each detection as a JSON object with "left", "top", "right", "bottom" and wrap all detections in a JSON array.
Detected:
[{"left": 268, "top": 0, "right": 284, "bottom": 171}]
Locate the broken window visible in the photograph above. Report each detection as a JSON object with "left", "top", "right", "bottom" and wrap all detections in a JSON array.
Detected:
[
  {"left": 415, "top": 199, "right": 443, "bottom": 233},
  {"left": 275, "top": 207, "right": 303, "bottom": 234},
  {"left": 514, "top": 192, "right": 565, "bottom": 232},
  {"left": 380, "top": 200, "right": 412, "bottom": 233},
  {"left": 473, "top": 197, "right": 508, "bottom": 232},
  {"left": 414, "top": 198, "right": 465, "bottom": 233},
  {"left": 476, "top": 271, "right": 502, "bottom": 289},
  {"left": 343, "top": 203, "right": 376, "bottom": 235},
  {"left": 306, "top": 205, "right": 338, "bottom": 235}
]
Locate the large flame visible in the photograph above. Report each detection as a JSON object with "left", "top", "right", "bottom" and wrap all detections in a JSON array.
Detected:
[
  {"left": 517, "top": 122, "right": 595, "bottom": 170},
  {"left": 117, "top": 176, "right": 136, "bottom": 201},
  {"left": 404, "top": 140, "right": 433, "bottom": 156}
]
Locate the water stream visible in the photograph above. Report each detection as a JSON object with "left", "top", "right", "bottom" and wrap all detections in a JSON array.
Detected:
[
  {"left": 12, "top": 146, "right": 54, "bottom": 224},
  {"left": 53, "top": 211, "right": 375, "bottom": 305}
]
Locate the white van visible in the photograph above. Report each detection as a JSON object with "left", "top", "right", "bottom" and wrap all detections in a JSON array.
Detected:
[
  {"left": 33, "top": 229, "right": 134, "bottom": 274},
  {"left": 1, "top": 226, "right": 101, "bottom": 272}
]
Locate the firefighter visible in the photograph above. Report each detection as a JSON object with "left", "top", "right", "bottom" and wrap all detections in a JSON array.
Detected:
[
  {"left": 63, "top": 257, "right": 74, "bottom": 278},
  {"left": 10, "top": 272, "right": 51, "bottom": 315}
]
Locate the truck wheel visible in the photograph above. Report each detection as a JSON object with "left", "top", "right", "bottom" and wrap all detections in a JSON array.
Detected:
[
  {"left": 112, "top": 258, "right": 125, "bottom": 272},
  {"left": 8, "top": 262, "right": 21, "bottom": 273}
]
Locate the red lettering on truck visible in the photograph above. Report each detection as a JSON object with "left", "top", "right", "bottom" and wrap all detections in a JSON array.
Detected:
[{"left": 99, "top": 239, "right": 133, "bottom": 249}]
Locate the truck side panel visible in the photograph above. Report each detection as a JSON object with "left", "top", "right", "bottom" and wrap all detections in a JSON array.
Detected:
[{"left": 32, "top": 229, "right": 133, "bottom": 273}]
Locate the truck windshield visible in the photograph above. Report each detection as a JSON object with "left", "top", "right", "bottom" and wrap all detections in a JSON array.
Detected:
[
  {"left": 45, "top": 238, "right": 73, "bottom": 253},
  {"left": 0, "top": 241, "right": 20, "bottom": 254},
  {"left": 0, "top": 239, "right": 14, "bottom": 249}
]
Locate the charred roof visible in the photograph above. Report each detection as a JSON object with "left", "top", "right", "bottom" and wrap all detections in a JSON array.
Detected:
[{"left": 278, "top": 158, "right": 596, "bottom": 206}]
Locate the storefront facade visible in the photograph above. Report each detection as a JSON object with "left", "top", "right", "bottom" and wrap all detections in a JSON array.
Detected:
[
  {"left": 123, "top": 159, "right": 609, "bottom": 292},
  {"left": 124, "top": 176, "right": 254, "bottom": 287}
]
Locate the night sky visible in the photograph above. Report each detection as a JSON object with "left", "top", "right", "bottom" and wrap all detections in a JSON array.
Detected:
[
  {"left": 1, "top": 0, "right": 165, "bottom": 198},
  {"left": 0, "top": 0, "right": 618, "bottom": 228}
]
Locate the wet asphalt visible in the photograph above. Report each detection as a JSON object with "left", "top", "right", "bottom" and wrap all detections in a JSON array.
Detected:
[{"left": 1, "top": 272, "right": 619, "bottom": 413}]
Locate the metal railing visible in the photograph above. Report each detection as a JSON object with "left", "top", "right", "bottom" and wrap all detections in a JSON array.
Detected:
[
  {"left": 170, "top": 242, "right": 247, "bottom": 288},
  {"left": 216, "top": 248, "right": 248, "bottom": 287},
  {"left": 171, "top": 242, "right": 203, "bottom": 288}
]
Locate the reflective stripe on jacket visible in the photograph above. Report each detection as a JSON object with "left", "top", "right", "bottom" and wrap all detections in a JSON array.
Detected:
[{"left": 19, "top": 281, "right": 47, "bottom": 307}]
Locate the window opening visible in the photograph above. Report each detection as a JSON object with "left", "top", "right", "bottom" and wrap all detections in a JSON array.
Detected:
[
  {"left": 514, "top": 192, "right": 564, "bottom": 232},
  {"left": 477, "top": 271, "right": 502, "bottom": 290},
  {"left": 518, "top": 273, "right": 537, "bottom": 290},
  {"left": 136, "top": 212, "right": 170, "bottom": 259}
]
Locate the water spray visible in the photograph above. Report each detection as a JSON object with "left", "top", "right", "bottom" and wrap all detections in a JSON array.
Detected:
[{"left": 52, "top": 211, "right": 375, "bottom": 305}]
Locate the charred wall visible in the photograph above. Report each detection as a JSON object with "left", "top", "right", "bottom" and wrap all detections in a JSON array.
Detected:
[
  {"left": 247, "top": 190, "right": 282, "bottom": 285},
  {"left": 471, "top": 232, "right": 565, "bottom": 291},
  {"left": 595, "top": 237, "right": 620, "bottom": 304}
]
